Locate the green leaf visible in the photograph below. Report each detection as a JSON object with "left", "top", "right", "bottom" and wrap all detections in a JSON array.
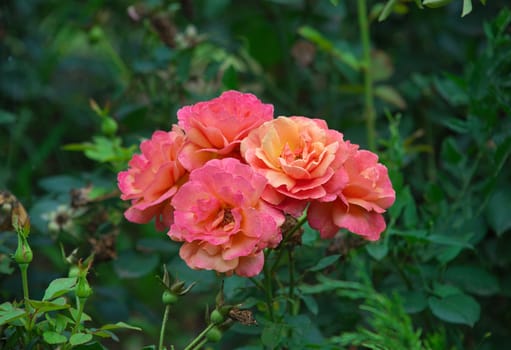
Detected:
[
  {"left": 461, "top": 0, "right": 473, "bottom": 17},
  {"left": 426, "top": 233, "right": 473, "bottom": 248},
  {"left": 301, "top": 223, "right": 319, "bottom": 246},
  {"left": 298, "top": 26, "right": 359, "bottom": 71},
  {"left": 84, "top": 136, "right": 121, "bottom": 162},
  {"left": 365, "top": 238, "right": 389, "bottom": 260},
  {"left": 201, "top": 0, "right": 230, "bottom": 18},
  {"left": 299, "top": 275, "right": 367, "bottom": 295},
  {"left": 445, "top": 265, "right": 500, "bottom": 296},
  {"left": 441, "top": 137, "right": 465, "bottom": 164},
  {"left": 73, "top": 342, "right": 107, "bottom": 350},
  {"left": 308, "top": 254, "right": 341, "bottom": 271},
  {"left": 100, "top": 321, "right": 142, "bottom": 331},
  {"left": 486, "top": 187, "right": 511, "bottom": 236},
  {"left": 433, "top": 282, "right": 463, "bottom": 297},
  {"left": 378, "top": 0, "right": 398, "bottom": 22},
  {"left": 389, "top": 229, "right": 472, "bottom": 249},
  {"left": 90, "top": 329, "right": 116, "bottom": 339},
  {"left": 389, "top": 229, "right": 427, "bottom": 239},
  {"left": 441, "top": 117, "right": 469, "bottom": 134},
  {"left": 113, "top": 251, "right": 159, "bottom": 279},
  {"left": 0, "top": 304, "right": 26, "bottom": 326},
  {"left": 0, "top": 110, "right": 16, "bottom": 124},
  {"left": 222, "top": 65, "right": 239, "bottom": 90},
  {"left": 399, "top": 290, "right": 428, "bottom": 314},
  {"left": 70, "top": 333, "right": 93, "bottom": 346},
  {"left": 69, "top": 308, "right": 92, "bottom": 323},
  {"left": 375, "top": 85, "right": 407, "bottom": 109},
  {"left": 428, "top": 294, "right": 480, "bottom": 326},
  {"left": 39, "top": 175, "right": 84, "bottom": 193},
  {"left": 285, "top": 314, "right": 324, "bottom": 347},
  {"left": 28, "top": 298, "right": 69, "bottom": 314},
  {"left": 494, "top": 136, "right": 511, "bottom": 175},
  {"left": 54, "top": 313, "right": 72, "bottom": 333},
  {"left": 43, "top": 277, "right": 77, "bottom": 301},
  {"left": 434, "top": 76, "right": 468, "bottom": 107},
  {"left": 422, "top": 0, "right": 453, "bottom": 8},
  {"left": 388, "top": 186, "right": 416, "bottom": 226},
  {"left": 300, "top": 294, "right": 318, "bottom": 315},
  {"left": 73, "top": 341, "right": 108, "bottom": 350},
  {"left": 261, "top": 322, "right": 286, "bottom": 348},
  {"left": 43, "top": 331, "right": 67, "bottom": 344}
]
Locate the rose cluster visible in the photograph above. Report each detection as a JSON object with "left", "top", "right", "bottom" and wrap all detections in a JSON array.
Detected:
[{"left": 118, "top": 91, "right": 395, "bottom": 277}]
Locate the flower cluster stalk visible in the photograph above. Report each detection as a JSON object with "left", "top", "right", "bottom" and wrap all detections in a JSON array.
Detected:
[
  {"left": 158, "top": 304, "right": 171, "bottom": 350},
  {"left": 263, "top": 258, "right": 275, "bottom": 321},
  {"left": 19, "top": 263, "right": 30, "bottom": 306},
  {"left": 183, "top": 323, "right": 217, "bottom": 350}
]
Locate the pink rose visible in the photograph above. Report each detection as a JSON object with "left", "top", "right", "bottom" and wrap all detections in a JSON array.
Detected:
[
  {"left": 118, "top": 127, "right": 187, "bottom": 231},
  {"left": 168, "top": 158, "right": 284, "bottom": 277},
  {"left": 240, "top": 116, "right": 353, "bottom": 216},
  {"left": 177, "top": 90, "right": 274, "bottom": 171},
  {"left": 308, "top": 149, "right": 395, "bottom": 240}
]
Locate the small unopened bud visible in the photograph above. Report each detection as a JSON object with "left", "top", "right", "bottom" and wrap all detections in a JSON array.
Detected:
[
  {"left": 206, "top": 326, "right": 222, "bottom": 343},
  {"left": 14, "top": 234, "right": 33, "bottom": 264},
  {"left": 88, "top": 26, "right": 104, "bottom": 44},
  {"left": 162, "top": 290, "right": 178, "bottom": 305},
  {"left": 210, "top": 309, "right": 225, "bottom": 324},
  {"left": 75, "top": 276, "right": 93, "bottom": 299},
  {"left": 215, "top": 282, "right": 224, "bottom": 306},
  {"left": 101, "top": 117, "right": 118, "bottom": 136}
]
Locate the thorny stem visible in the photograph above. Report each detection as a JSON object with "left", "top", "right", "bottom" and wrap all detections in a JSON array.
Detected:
[
  {"left": 287, "top": 248, "right": 296, "bottom": 314},
  {"left": 159, "top": 304, "right": 171, "bottom": 350},
  {"left": 270, "top": 214, "right": 307, "bottom": 275},
  {"left": 357, "top": 0, "right": 376, "bottom": 151},
  {"left": 263, "top": 214, "right": 308, "bottom": 321},
  {"left": 263, "top": 254, "right": 275, "bottom": 321}
]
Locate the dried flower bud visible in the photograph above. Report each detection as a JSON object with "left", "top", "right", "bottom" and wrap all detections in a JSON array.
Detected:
[
  {"left": 0, "top": 191, "right": 30, "bottom": 235},
  {"left": 228, "top": 308, "right": 257, "bottom": 326}
]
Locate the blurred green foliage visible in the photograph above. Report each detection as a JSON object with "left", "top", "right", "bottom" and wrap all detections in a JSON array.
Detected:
[{"left": 1, "top": 0, "right": 510, "bottom": 349}]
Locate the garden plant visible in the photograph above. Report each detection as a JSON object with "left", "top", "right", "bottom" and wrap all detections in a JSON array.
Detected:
[{"left": 1, "top": 0, "right": 510, "bottom": 349}]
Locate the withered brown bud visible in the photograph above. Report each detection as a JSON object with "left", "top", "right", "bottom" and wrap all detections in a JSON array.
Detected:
[
  {"left": 0, "top": 191, "right": 30, "bottom": 235},
  {"left": 291, "top": 40, "right": 316, "bottom": 67},
  {"left": 228, "top": 308, "right": 257, "bottom": 326},
  {"left": 281, "top": 214, "right": 304, "bottom": 247},
  {"left": 70, "top": 185, "right": 93, "bottom": 208}
]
